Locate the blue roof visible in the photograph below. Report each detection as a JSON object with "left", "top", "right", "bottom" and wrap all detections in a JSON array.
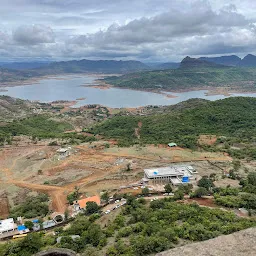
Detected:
[
  {"left": 32, "top": 219, "right": 39, "bottom": 223},
  {"left": 17, "top": 225, "right": 27, "bottom": 231},
  {"left": 182, "top": 176, "right": 189, "bottom": 183}
]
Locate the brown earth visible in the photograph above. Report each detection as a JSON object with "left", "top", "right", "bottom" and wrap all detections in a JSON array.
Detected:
[
  {"left": 198, "top": 135, "right": 217, "bottom": 146},
  {"left": 0, "top": 194, "right": 9, "bottom": 218},
  {"left": 0, "top": 142, "right": 232, "bottom": 213}
]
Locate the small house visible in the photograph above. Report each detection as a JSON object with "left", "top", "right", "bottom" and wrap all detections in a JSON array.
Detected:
[
  {"left": 73, "top": 195, "right": 101, "bottom": 211},
  {"left": 168, "top": 143, "right": 177, "bottom": 147}
]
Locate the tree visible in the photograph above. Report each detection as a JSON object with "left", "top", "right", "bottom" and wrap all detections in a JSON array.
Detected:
[
  {"left": 64, "top": 209, "right": 69, "bottom": 220},
  {"left": 164, "top": 183, "right": 172, "bottom": 193},
  {"left": 67, "top": 186, "right": 80, "bottom": 205},
  {"left": 24, "top": 221, "right": 34, "bottom": 230},
  {"left": 191, "top": 187, "right": 208, "bottom": 198},
  {"left": 173, "top": 190, "right": 184, "bottom": 200},
  {"left": 101, "top": 191, "right": 109, "bottom": 202},
  {"left": 198, "top": 176, "right": 214, "bottom": 191},
  {"left": 178, "top": 184, "right": 193, "bottom": 194},
  {"left": 85, "top": 202, "right": 99, "bottom": 215},
  {"left": 248, "top": 172, "right": 256, "bottom": 186},
  {"left": 142, "top": 187, "right": 149, "bottom": 196},
  {"left": 37, "top": 169, "right": 43, "bottom": 175},
  {"left": 18, "top": 233, "right": 43, "bottom": 255}
]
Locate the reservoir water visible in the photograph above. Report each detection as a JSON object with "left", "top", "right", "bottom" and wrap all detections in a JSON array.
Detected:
[{"left": 1, "top": 75, "right": 256, "bottom": 108}]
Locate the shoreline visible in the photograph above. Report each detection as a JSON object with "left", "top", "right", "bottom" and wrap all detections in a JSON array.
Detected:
[
  {"left": 1, "top": 73, "right": 256, "bottom": 97},
  {"left": 83, "top": 79, "right": 256, "bottom": 98}
]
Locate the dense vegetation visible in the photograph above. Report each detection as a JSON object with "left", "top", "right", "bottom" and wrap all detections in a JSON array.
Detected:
[
  {"left": 0, "top": 114, "right": 97, "bottom": 145},
  {"left": 1, "top": 196, "right": 255, "bottom": 256},
  {"left": 104, "top": 65, "right": 256, "bottom": 90},
  {"left": 91, "top": 97, "right": 256, "bottom": 157},
  {"left": 214, "top": 172, "right": 256, "bottom": 211},
  {"left": 10, "top": 194, "right": 49, "bottom": 219}
]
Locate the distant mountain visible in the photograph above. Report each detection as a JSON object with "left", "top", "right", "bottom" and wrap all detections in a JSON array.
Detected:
[
  {"left": 104, "top": 56, "right": 256, "bottom": 91},
  {"left": 199, "top": 55, "right": 241, "bottom": 66},
  {"left": 0, "top": 61, "right": 51, "bottom": 70},
  {"left": 180, "top": 56, "right": 226, "bottom": 69},
  {"left": 156, "top": 62, "right": 180, "bottom": 69},
  {"left": 239, "top": 54, "right": 256, "bottom": 67},
  {"left": 37, "top": 59, "right": 149, "bottom": 74}
]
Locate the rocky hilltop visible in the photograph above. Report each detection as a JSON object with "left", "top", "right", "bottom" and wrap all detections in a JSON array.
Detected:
[
  {"left": 179, "top": 56, "right": 226, "bottom": 69},
  {"left": 156, "top": 228, "right": 256, "bottom": 256}
]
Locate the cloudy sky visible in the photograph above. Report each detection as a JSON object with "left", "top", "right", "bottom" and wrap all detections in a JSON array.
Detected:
[{"left": 0, "top": 0, "right": 256, "bottom": 62}]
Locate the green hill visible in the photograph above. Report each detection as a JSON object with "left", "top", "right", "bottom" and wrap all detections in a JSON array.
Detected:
[
  {"left": 104, "top": 57, "right": 256, "bottom": 91},
  {"left": 91, "top": 97, "right": 256, "bottom": 158}
]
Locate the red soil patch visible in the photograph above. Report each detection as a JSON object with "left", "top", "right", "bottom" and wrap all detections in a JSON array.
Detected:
[
  {"left": 0, "top": 195, "right": 10, "bottom": 218},
  {"left": 183, "top": 197, "right": 217, "bottom": 207},
  {"left": 198, "top": 135, "right": 217, "bottom": 146}
]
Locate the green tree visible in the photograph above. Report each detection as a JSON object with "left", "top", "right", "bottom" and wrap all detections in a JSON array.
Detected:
[
  {"left": 142, "top": 187, "right": 150, "bottom": 196},
  {"left": 248, "top": 172, "right": 256, "bottom": 186},
  {"left": 198, "top": 176, "right": 214, "bottom": 191},
  {"left": 173, "top": 189, "right": 184, "bottom": 200},
  {"left": 24, "top": 221, "right": 34, "bottom": 230},
  {"left": 164, "top": 183, "right": 172, "bottom": 193},
  {"left": 191, "top": 187, "right": 208, "bottom": 198},
  {"left": 85, "top": 202, "right": 99, "bottom": 215},
  {"left": 100, "top": 191, "right": 109, "bottom": 202}
]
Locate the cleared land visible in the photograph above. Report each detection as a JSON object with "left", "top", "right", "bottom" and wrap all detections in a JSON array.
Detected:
[{"left": 0, "top": 140, "right": 233, "bottom": 214}]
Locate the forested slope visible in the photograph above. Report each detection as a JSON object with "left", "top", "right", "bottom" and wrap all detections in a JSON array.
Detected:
[
  {"left": 104, "top": 57, "right": 256, "bottom": 90},
  {"left": 91, "top": 97, "right": 256, "bottom": 151}
]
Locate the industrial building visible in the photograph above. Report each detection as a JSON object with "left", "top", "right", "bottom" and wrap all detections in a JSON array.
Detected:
[
  {"left": 143, "top": 165, "right": 197, "bottom": 185},
  {"left": 0, "top": 218, "right": 17, "bottom": 235}
]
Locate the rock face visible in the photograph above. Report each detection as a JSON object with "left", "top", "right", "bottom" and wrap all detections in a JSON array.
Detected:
[
  {"left": 34, "top": 248, "right": 77, "bottom": 256},
  {"left": 156, "top": 228, "right": 256, "bottom": 256}
]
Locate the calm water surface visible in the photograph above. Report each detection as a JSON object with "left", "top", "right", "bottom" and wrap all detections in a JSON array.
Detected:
[{"left": 2, "top": 75, "right": 256, "bottom": 108}]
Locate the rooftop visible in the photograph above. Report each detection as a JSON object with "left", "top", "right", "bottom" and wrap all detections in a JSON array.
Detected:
[
  {"left": 0, "top": 218, "right": 16, "bottom": 233},
  {"left": 76, "top": 195, "right": 101, "bottom": 209},
  {"left": 144, "top": 165, "right": 195, "bottom": 178},
  {"left": 57, "top": 148, "right": 69, "bottom": 153}
]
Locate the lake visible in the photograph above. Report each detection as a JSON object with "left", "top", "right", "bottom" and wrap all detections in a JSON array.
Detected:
[{"left": 1, "top": 75, "right": 256, "bottom": 108}]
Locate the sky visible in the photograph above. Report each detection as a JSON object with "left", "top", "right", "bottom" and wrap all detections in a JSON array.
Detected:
[{"left": 0, "top": 0, "right": 256, "bottom": 62}]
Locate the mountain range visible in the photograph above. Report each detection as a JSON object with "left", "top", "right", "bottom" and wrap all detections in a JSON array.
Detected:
[
  {"left": 199, "top": 54, "right": 256, "bottom": 67},
  {"left": 1, "top": 54, "right": 256, "bottom": 73}
]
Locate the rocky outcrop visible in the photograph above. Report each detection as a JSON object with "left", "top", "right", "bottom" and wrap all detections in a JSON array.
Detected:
[
  {"left": 156, "top": 228, "right": 256, "bottom": 256},
  {"left": 34, "top": 248, "right": 77, "bottom": 256}
]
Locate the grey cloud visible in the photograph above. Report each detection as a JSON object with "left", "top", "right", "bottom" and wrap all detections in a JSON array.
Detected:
[
  {"left": 12, "top": 25, "right": 55, "bottom": 45},
  {"left": 0, "top": 0, "right": 256, "bottom": 61}
]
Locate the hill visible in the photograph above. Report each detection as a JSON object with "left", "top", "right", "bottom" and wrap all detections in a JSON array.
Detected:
[
  {"left": 0, "top": 59, "right": 149, "bottom": 85},
  {"left": 157, "top": 227, "right": 256, "bottom": 256},
  {"left": 35, "top": 59, "right": 149, "bottom": 74},
  {"left": 179, "top": 56, "right": 226, "bottom": 69},
  {"left": 103, "top": 56, "right": 256, "bottom": 91},
  {"left": 155, "top": 62, "right": 180, "bottom": 69},
  {"left": 0, "top": 61, "right": 51, "bottom": 70},
  {"left": 199, "top": 55, "right": 241, "bottom": 66},
  {"left": 0, "top": 95, "right": 38, "bottom": 122},
  {"left": 91, "top": 97, "right": 256, "bottom": 157},
  {"left": 239, "top": 54, "right": 256, "bottom": 67},
  {"left": 0, "top": 67, "right": 42, "bottom": 84}
]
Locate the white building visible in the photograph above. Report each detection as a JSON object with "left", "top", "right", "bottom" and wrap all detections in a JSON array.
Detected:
[
  {"left": 0, "top": 218, "right": 17, "bottom": 235},
  {"left": 143, "top": 165, "right": 196, "bottom": 185},
  {"left": 57, "top": 148, "right": 70, "bottom": 159}
]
